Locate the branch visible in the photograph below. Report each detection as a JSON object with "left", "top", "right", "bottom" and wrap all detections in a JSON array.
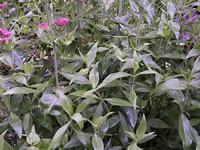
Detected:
[
  {"left": 77, "top": 0, "right": 83, "bottom": 51},
  {"left": 45, "top": 0, "right": 59, "bottom": 89},
  {"left": 117, "top": 0, "right": 123, "bottom": 47},
  {"left": 0, "top": 14, "right": 6, "bottom": 29}
]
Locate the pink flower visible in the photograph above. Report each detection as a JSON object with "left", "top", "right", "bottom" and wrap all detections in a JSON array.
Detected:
[
  {"left": 71, "top": 0, "right": 83, "bottom": 2},
  {"left": 0, "top": 37, "right": 9, "bottom": 44},
  {"left": 0, "top": 2, "right": 7, "bottom": 9},
  {"left": 0, "top": 28, "right": 12, "bottom": 44},
  {"left": 38, "top": 23, "right": 49, "bottom": 29},
  {"left": 54, "top": 18, "right": 69, "bottom": 27},
  {"left": 0, "top": 28, "right": 12, "bottom": 37}
]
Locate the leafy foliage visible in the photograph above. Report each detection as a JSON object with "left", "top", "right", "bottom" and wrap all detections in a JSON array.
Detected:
[{"left": 0, "top": 0, "right": 200, "bottom": 149}]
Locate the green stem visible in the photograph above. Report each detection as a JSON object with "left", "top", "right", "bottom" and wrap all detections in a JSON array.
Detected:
[
  {"left": 0, "top": 13, "right": 6, "bottom": 28},
  {"left": 117, "top": 0, "right": 123, "bottom": 47},
  {"left": 45, "top": 0, "right": 59, "bottom": 89},
  {"left": 77, "top": 0, "right": 83, "bottom": 51}
]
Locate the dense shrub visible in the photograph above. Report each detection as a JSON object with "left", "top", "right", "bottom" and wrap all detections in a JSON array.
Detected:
[{"left": 0, "top": 0, "right": 200, "bottom": 149}]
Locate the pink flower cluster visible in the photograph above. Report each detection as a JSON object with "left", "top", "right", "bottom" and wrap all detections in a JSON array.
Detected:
[
  {"left": 38, "top": 18, "right": 68, "bottom": 29},
  {"left": 71, "top": 0, "right": 83, "bottom": 2},
  {"left": 38, "top": 23, "right": 49, "bottom": 30},
  {"left": 54, "top": 18, "right": 68, "bottom": 27},
  {"left": 0, "top": 2, "right": 7, "bottom": 9},
  {"left": 0, "top": 28, "right": 12, "bottom": 44}
]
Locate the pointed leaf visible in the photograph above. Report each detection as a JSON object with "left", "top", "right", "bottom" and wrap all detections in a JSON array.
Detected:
[
  {"left": 92, "top": 134, "right": 104, "bottom": 150},
  {"left": 89, "top": 63, "right": 99, "bottom": 89},
  {"left": 136, "top": 114, "right": 146, "bottom": 139},
  {"left": 192, "top": 56, "right": 200, "bottom": 74},
  {"left": 167, "top": 1, "right": 176, "bottom": 19},
  {"left": 57, "top": 90, "right": 73, "bottom": 116},
  {"left": 105, "top": 98, "right": 132, "bottom": 107},
  {"left": 48, "top": 122, "right": 71, "bottom": 150},
  {"left": 9, "top": 112, "right": 22, "bottom": 139},
  {"left": 3, "top": 87, "right": 37, "bottom": 95},
  {"left": 87, "top": 42, "right": 98, "bottom": 67},
  {"left": 98, "top": 72, "right": 130, "bottom": 89},
  {"left": 127, "top": 143, "right": 142, "bottom": 150}
]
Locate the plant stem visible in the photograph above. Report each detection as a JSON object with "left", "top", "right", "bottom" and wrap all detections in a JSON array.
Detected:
[
  {"left": 77, "top": 0, "right": 83, "bottom": 51},
  {"left": 0, "top": 13, "right": 6, "bottom": 28},
  {"left": 136, "top": 7, "right": 144, "bottom": 45},
  {"left": 117, "top": 0, "right": 123, "bottom": 47},
  {"left": 45, "top": 0, "right": 59, "bottom": 89}
]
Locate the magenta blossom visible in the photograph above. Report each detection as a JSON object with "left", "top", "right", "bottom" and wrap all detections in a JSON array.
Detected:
[
  {"left": 38, "top": 23, "right": 49, "bottom": 29},
  {"left": 0, "top": 28, "right": 12, "bottom": 44},
  {"left": 0, "top": 37, "right": 9, "bottom": 44},
  {"left": 71, "top": 0, "right": 83, "bottom": 2},
  {"left": 0, "top": 28, "right": 12, "bottom": 37},
  {"left": 54, "top": 18, "right": 68, "bottom": 27},
  {"left": 0, "top": 2, "right": 7, "bottom": 9}
]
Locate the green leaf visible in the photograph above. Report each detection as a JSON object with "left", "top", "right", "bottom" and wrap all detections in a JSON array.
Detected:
[
  {"left": 179, "top": 114, "right": 192, "bottom": 149},
  {"left": 167, "top": 1, "right": 176, "bottom": 19},
  {"left": 23, "top": 63, "right": 34, "bottom": 75},
  {"left": 60, "top": 72, "right": 90, "bottom": 85},
  {"left": 13, "top": 74, "right": 28, "bottom": 86},
  {"left": 129, "top": 0, "right": 139, "bottom": 13},
  {"left": 136, "top": 114, "right": 146, "bottom": 139},
  {"left": 196, "top": 143, "right": 200, "bottom": 150},
  {"left": 8, "top": 112, "right": 22, "bottom": 139},
  {"left": 71, "top": 113, "right": 84, "bottom": 129},
  {"left": 69, "top": 68, "right": 89, "bottom": 85},
  {"left": 96, "top": 24, "right": 110, "bottom": 32},
  {"left": 0, "top": 130, "right": 7, "bottom": 150},
  {"left": 179, "top": 114, "right": 200, "bottom": 149},
  {"left": 170, "top": 21, "right": 180, "bottom": 39},
  {"left": 192, "top": 56, "right": 200, "bottom": 74},
  {"left": 92, "top": 134, "right": 104, "bottom": 150},
  {"left": 94, "top": 112, "right": 114, "bottom": 128},
  {"left": 186, "top": 48, "right": 199, "bottom": 59},
  {"left": 76, "top": 98, "right": 94, "bottom": 113},
  {"left": 125, "top": 131, "right": 137, "bottom": 142},
  {"left": 148, "top": 118, "right": 170, "bottom": 129},
  {"left": 48, "top": 122, "right": 71, "bottom": 150},
  {"left": 23, "top": 113, "right": 33, "bottom": 134},
  {"left": 129, "top": 87, "right": 137, "bottom": 109},
  {"left": 158, "top": 13, "right": 166, "bottom": 35},
  {"left": 112, "top": 44, "right": 124, "bottom": 61},
  {"left": 26, "top": 126, "right": 40, "bottom": 146},
  {"left": 135, "top": 70, "right": 162, "bottom": 77},
  {"left": 89, "top": 63, "right": 99, "bottom": 89},
  {"left": 159, "top": 53, "right": 186, "bottom": 59},
  {"left": 27, "top": 146, "right": 39, "bottom": 150},
  {"left": 39, "top": 94, "right": 60, "bottom": 114},
  {"left": 87, "top": 42, "right": 98, "bottom": 67},
  {"left": 127, "top": 143, "right": 142, "bottom": 150},
  {"left": 138, "top": 132, "right": 156, "bottom": 143},
  {"left": 76, "top": 131, "right": 90, "bottom": 146},
  {"left": 3, "top": 87, "right": 37, "bottom": 95},
  {"left": 57, "top": 90, "right": 73, "bottom": 116},
  {"left": 98, "top": 72, "right": 130, "bottom": 89},
  {"left": 104, "top": 98, "right": 132, "bottom": 107},
  {"left": 159, "top": 79, "right": 187, "bottom": 91}
]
